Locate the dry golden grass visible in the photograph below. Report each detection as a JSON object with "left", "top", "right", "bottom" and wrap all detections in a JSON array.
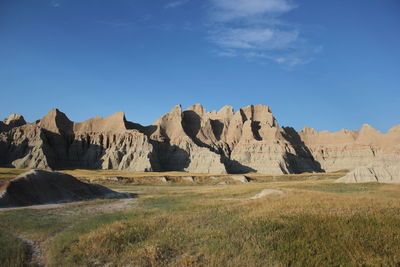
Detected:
[
  {"left": 0, "top": 167, "right": 347, "bottom": 185},
  {"left": 0, "top": 168, "right": 27, "bottom": 183},
  {"left": 47, "top": 181, "right": 400, "bottom": 266},
  {"left": 1, "top": 168, "right": 399, "bottom": 266}
]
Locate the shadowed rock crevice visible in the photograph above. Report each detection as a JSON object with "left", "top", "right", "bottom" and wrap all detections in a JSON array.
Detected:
[
  {"left": 182, "top": 110, "right": 201, "bottom": 139},
  {"left": 251, "top": 121, "right": 262, "bottom": 141},
  {"left": 210, "top": 119, "right": 223, "bottom": 140}
]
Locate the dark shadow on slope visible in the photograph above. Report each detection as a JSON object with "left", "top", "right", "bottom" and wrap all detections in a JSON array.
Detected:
[
  {"left": 0, "top": 139, "right": 29, "bottom": 167},
  {"left": 149, "top": 141, "right": 190, "bottom": 171},
  {"left": 210, "top": 120, "right": 223, "bottom": 140},
  {"left": 251, "top": 122, "right": 262, "bottom": 141},
  {"left": 221, "top": 155, "right": 257, "bottom": 174},
  {"left": 0, "top": 170, "right": 135, "bottom": 208},
  {"left": 182, "top": 110, "right": 201, "bottom": 140},
  {"left": 282, "top": 127, "right": 324, "bottom": 173},
  {"left": 125, "top": 121, "right": 147, "bottom": 132}
]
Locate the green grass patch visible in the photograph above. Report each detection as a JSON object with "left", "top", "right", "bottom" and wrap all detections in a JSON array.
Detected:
[
  {"left": 0, "top": 229, "right": 27, "bottom": 267},
  {"left": 0, "top": 209, "right": 71, "bottom": 240},
  {"left": 48, "top": 211, "right": 134, "bottom": 265}
]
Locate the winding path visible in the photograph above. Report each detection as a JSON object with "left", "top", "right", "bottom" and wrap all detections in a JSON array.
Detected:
[{"left": 5, "top": 197, "right": 138, "bottom": 266}]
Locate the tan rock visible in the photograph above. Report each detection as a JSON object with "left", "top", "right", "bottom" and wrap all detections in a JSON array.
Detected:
[
  {"left": 74, "top": 112, "right": 129, "bottom": 133},
  {"left": 336, "top": 156, "right": 400, "bottom": 183},
  {"left": 38, "top": 108, "right": 73, "bottom": 135},
  {"left": 1, "top": 105, "right": 399, "bottom": 175},
  {"left": 228, "top": 175, "right": 249, "bottom": 183},
  {"left": 3, "top": 114, "right": 26, "bottom": 128},
  {"left": 299, "top": 124, "right": 400, "bottom": 172},
  {"left": 181, "top": 176, "right": 194, "bottom": 182},
  {"left": 151, "top": 105, "right": 227, "bottom": 173},
  {"left": 0, "top": 124, "right": 52, "bottom": 168},
  {"left": 0, "top": 114, "right": 26, "bottom": 132}
]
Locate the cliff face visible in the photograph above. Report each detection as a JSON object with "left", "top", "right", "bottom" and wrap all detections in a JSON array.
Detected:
[
  {"left": 0, "top": 105, "right": 399, "bottom": 174},
  {"left": 0, "top": 109, "right": 156, "bottom": 172},
  {"left": 299, "top": 124, "right": 400, "bottom": 172},
  {"left": 149, "top": 105, "right": 226, "bottom": 173}
]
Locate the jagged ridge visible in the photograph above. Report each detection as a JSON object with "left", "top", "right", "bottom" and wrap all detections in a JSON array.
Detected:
[{"left": 0, "top": 104, "right": 399, "bottom": 174}]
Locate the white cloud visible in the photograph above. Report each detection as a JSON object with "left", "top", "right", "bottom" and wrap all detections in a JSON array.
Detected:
[
  {"left": 211, "top": 27, "right": 299, "bottom": 50},
  {"left": 210, "top": 0, "right": 294, "bottom": 21},
  {"left": 165, "top": 0, "right": 190, "bottom": 9},
  {"left": 206, "top": 0, "right": 319, "bottom": 67}
]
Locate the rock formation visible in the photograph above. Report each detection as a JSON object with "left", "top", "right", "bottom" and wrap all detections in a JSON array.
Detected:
[
  {"left": 0, "top": 104, "right": 399, "bottom": 175},
  {"left": 299, "top": 124, "right": 400, "bottom": 172},
  {"left": 335, "top": 156, "right": 400, "bottom": 183},
  {"left": 180, "top": 104, "right": 321, "bottom": 174},
  {"left": 0, "top": 113, "right": 26, "bottom": 132},
  {"left": 0, "top": 109, "right": 156, "bottom": 171},
  {"left": 149, "top": 105, "right": 226, "bottom": 173},
  {"left": 0, "top": 170, "right": 128, "bottom": 207}
]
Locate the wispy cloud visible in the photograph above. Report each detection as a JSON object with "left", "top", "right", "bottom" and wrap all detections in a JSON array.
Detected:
[
  {"left": 210, "top": 27, "right": 299, "bottom": 50},
  {"left": 207, "top": 0, "right": 320, "bottom": 66},
  {"left": 165, "top": 0, "right": 190, "bottom": 9},
  {"left": 51, "top": 0, "right": 61, "bottom": 8},
  {"left": 210, "top": 0, "right": 294, "bottom": 21}
]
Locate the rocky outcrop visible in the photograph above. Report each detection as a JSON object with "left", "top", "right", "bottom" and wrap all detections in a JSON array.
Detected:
[
  {"left": 0, "top": 170, "right": 128, "bottom": 207},
  {"left": 0, "top": 124, "right": 51, "bottom": 168},
  {"left": 0, "top": 109, "right": 156, "bottom": 171},
  {"left": 0, "top": 105, "right": 399, "bottom": 174},
  {"left": 150, "top": 105, "right": 226, "bottom": 173},
  {"left": 180, "top": 104, "right": 321, "bottom": 174},
  {"left": 336, "top": 156, "right": 400, "bottom": 183},
  {"left": 299, "top": 124, "right": 400, "bottom": 172},
  {"left": 0, "top": 114, "right": 26, "bottom": 132}
]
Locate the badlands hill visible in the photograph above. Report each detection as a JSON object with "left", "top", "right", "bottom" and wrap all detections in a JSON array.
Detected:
[
  {"left": 0, "top": 104, "right": 399, "bottom": 176},
  {"left": 0, "top": 170, "right": 128, "bottom": 207}
]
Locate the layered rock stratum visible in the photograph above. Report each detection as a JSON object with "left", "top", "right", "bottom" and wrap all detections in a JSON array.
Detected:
[{"left": 1, "top": 104, "right": 399, "bottom": 175}]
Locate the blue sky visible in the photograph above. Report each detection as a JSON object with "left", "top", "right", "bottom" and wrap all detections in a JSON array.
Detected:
[{"left": 1, "top": 0, "right": 399, "bottom": 132}]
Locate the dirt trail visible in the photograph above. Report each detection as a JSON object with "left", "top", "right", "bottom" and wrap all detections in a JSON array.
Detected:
[
  {"left": 4, "top": 196, "right": 138, "bottom": 266},
  {"left": 250, "top": 189, "right": 284, "bottom": 199},
  {"left": 11, "top": 232, "right": 44, "bottom": 267},
  {"left": 0, "top": 193, "right": 137, "bottom": 213}
]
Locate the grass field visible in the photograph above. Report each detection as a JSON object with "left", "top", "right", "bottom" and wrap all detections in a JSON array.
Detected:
[{"left": 0, "top": 168, "right": 399, "bottom": 266}]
